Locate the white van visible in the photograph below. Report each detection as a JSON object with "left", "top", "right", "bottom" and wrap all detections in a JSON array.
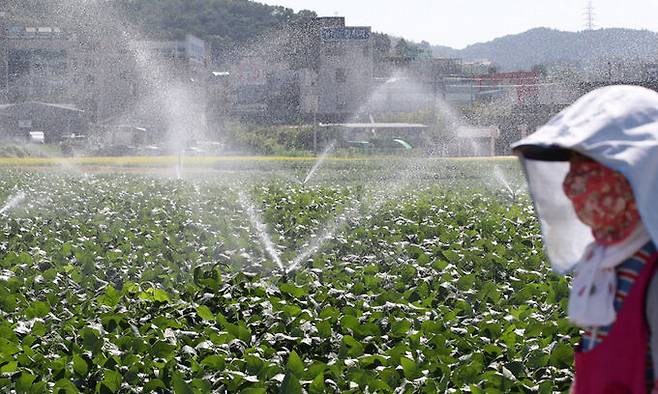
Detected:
[{"left": 28, "top": 131, "right": 45, "bottom": 144}]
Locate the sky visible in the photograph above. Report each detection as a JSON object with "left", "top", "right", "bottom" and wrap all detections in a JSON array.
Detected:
[{"left": 257, "top": 0, "right": 658, "bottom": 49}]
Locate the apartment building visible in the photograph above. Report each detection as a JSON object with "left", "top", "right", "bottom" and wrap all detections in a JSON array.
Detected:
[
  {"left": 300, "top": 17, "right": 373, "bottom": 121},
  {"left": 1, "top": 10, "right": 211, "bottom": 139}
]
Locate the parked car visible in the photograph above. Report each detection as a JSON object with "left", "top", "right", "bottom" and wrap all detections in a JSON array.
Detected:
[{"left": 27, "top": 131, "right": 45, "bottom": 144}]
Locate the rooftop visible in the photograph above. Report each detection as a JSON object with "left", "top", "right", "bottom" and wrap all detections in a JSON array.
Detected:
[{"left": 319, "top": 122, "right": 427, "bottom": 129}]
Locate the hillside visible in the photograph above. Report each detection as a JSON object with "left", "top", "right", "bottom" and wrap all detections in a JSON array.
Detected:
[
  {"left": 5, "top": 0, "right": 318, "bottom": 57},
  {"left": 433, "top": 27, "right": 658, "bottom": 70},
  {"left": 117, "top": 0, "right": 318, "bottom": 53}
]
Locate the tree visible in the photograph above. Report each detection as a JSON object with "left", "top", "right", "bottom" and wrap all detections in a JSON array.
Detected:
[
  {"left": 112, "top": 0, "right": 318, "bottom": 57},
  {"left": 372, "top": 33, "right": 392, "bottom": 60},
  {"left": 531, "top": 64, "right": 548, "bottom": 78},
  {"left": 393, "top": 39, "right": 423, "bottom": 60}
]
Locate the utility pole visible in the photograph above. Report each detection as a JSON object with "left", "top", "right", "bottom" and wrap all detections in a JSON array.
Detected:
[
  {"left": 584, "top": 1, "right": 596, "bottom": 31},
  {"left": 0, "top": 11, "right": 8, "bottom": 103},
  {"left": 312, "top": 95, "right": 318, "bottom": 153}
]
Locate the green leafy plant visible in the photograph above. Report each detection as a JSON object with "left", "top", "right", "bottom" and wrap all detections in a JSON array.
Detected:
[{"left": 0, "top": 160, "right": 576, "bottom": 393}]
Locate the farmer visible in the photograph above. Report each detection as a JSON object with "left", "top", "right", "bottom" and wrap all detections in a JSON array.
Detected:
[{"left": 512, "top": 85, "right": 658, "bottom": 393}]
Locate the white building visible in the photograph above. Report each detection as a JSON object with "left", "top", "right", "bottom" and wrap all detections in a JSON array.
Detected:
[{"left": 299, "top": 17, "right": 373, "bottom": 121}]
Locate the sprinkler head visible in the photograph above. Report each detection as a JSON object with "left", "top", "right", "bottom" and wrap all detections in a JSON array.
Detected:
[{"left": 276, "top": 267, "right": 297, "bottom": 282}]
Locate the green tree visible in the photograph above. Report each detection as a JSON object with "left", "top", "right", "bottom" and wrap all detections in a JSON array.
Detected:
[{"left": 393, "top": 38, "right": 423, "bottom": 60}]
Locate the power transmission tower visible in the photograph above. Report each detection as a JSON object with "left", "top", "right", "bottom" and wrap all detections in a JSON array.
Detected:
[{"left": 584, "top": 1, "right": 596, "bottom": 30}]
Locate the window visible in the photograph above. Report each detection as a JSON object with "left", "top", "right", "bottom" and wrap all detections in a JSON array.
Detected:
[
  {"left": 323, "top": 43, "right": 346, "bottom": 57},
  {"left": 336, "top": 94, "right": 346, "bottom": 111},
  {"left": 336, "top": 68, "right": 347, "bottom": 83}
]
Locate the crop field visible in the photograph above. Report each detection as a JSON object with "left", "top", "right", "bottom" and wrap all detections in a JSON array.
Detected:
[{"left": 0, "top": 159, "right": 576, "bottom": 393}]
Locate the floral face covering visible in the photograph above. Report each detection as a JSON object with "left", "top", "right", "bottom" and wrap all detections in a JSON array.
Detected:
[{"left": 562, "top": 159, "right": 640, "bottom": 245}]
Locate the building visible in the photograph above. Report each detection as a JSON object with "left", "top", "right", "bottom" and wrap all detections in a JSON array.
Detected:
[
  {"left": 461, "top": 60, "right": 496, "bottom": 76},
  {"left": 585, "top": 57, "right": 652, "bottom": 83},
  {"left": 455, "top": 126, "right": 500, "bottom": 157},
  {"left": 211, "top": 17, "right": 374, "bottom": 123},
  {"left": 130, "top": 34, "right": 209, "bottom": 76},
  {"left": 73, "top": 34, "right": 210, "bottom": 128},
  {"left": 474, "top": 71, "right": 540, "bottom": 105},
  {"left": 78, "top": 39, "right": 138, "bottom": 124},
  {"left": 368, "top": 58, "right": 462, "bottom": 114},
  {"left": 217, "top": 55, "right": 297, "bottom": 121},
  {"left": 298, "top": 17, "right": 373, "bottom": 121},
  {"left": 0, "top": 16, "right": 76, "bottom": 104},
  {"left": 0, "top": 12, "right": 128, "bottom": 127},
  {"left": 114, "top": 35, "right": 211, "bottom": 140},
  {"left": 1, "top": 9, "right": 211, "bottom": 142},
  {"left": 0, "top": 12, "right": 92, "bottom": 139},
  {"left": 0, "top": 101, "right": 87, "bottom": 142},
  {"left": 444, "top": 71, "right": 541, "bottom": 107},
  {"left": 205, "top": 71, "right": 232, "bottom": 136}
]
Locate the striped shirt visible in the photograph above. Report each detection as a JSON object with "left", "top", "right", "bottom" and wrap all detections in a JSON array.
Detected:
[{"left": 580, "top": 241, "right": 657, "bottom": 387}]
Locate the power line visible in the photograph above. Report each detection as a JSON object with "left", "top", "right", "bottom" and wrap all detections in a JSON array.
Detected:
[{"left": 584, "top": 1, "right": 596, "bottom": 31}]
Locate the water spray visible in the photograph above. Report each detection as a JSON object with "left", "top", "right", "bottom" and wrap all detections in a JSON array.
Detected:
[
  {"left": 493, "top": 165, "right": 525, "bottom": 202},
  {"left": 286, "top": 206, "right": 352, "bottom": 274},
  {"left": 176, "top": 150, "right": 183, "bottom": 180},
  {"left": 0, "top": 192, "right": 26, "bottom": 214},
  {"left": 285, "top": 168, "right": 415, "bottom": 275},
  {"left": 303, "top": 141, "right": 335, "bottom": 184},
  {"left": 237, "top": 191, "right": 284, "bottom": 271}
]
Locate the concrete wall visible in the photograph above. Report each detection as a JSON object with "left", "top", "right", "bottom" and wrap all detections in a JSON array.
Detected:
[
  {"left": 1, "top": 24, "right": 74, "bottom": 104},
  {"left": 0, "top": 16, "right": 209, "bottom": 132},
  {"left": 0, "top": 12, "right": 7, "bottom": 103},
  {"left": 313, "top": 23, "right": 373, "bottom": 120},
  {"left": 0, "top": 102, "right": 88, "bottom": 142}
]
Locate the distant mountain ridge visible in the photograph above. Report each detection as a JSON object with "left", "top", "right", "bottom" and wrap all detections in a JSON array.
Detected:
[
  {"left": 8, "top": 2, "right": 658, "bottom": 72},
  {"left": 432, "top": 28, "right": 658, "bottom": 71}
]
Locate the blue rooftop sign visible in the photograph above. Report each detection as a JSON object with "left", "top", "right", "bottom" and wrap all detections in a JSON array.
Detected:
[{"left": 321, "top": 27, "right": 370, "bottom": 41}]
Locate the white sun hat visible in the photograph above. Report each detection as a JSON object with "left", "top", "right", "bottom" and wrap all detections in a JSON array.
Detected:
[{"left": 512, "top": 85, "right": 658, "bottom": 274}]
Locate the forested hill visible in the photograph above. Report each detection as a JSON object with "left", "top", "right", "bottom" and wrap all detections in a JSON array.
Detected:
[
  {"left": 432, "top": 27, "right": 658, "bottom": 70},
  {"left": 6, "top": 0, "right": 318, "bottom": 56},
  {"left": 116, "top": 0, "right": 317, "bottom": 52}
]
